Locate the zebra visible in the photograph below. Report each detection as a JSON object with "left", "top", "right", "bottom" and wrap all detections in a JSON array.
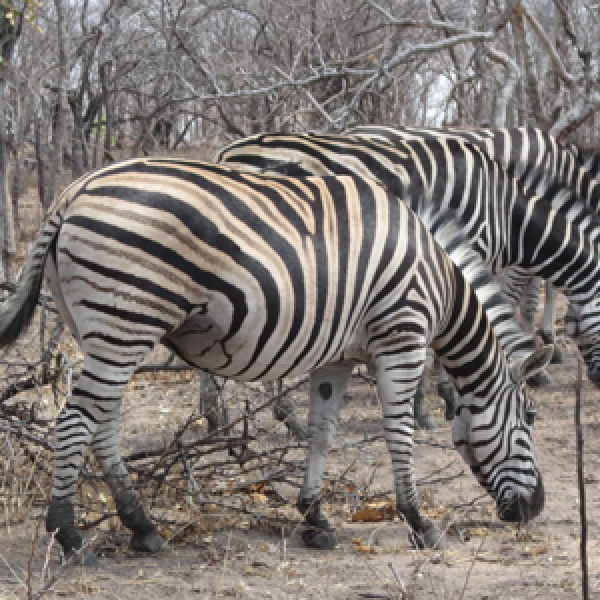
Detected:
[
  {"left": 216, "top": 131, "right": 600, "bottom": 386},
  {"left": 347, "top": 126, "right": 600, "bottom": 364},
  {"left": 0, "top": 158, "right": 551, "bottom": 560}
]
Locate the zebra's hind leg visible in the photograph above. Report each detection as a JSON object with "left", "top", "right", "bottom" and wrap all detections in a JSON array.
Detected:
[
  {"left": 92, "top": 424, "right": 162, "bottom": 553},
  {"left": 297, "top": 362, "right": 353, "bottom": 550},
  {"left": 435, "top": 361, "right": 458, "bottom": 421},
  {"left": 46, "top": 403, "right": 96, "bottom": 563},
  {"left": 414, "top": 373, "right": 437, "bottom": 429},
  {"left": 46, "top": 356, "right": 160, "bottom": 559}
]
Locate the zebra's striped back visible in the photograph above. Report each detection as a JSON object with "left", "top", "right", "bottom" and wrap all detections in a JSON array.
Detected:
[
  {"left": 348, "top": 126, "right": 600, "bottom": 210},
  {"left": 217, "top": 132, "right": 600, "bottom": 382}
]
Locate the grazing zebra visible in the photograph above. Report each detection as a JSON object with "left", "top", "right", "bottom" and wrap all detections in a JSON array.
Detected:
[
  {"left": 216, "top": 131, "right": 600, "bottom": 385},
  {"left": 347, "top": 126, "right": 600, "bottom": 362},
  {"left": 0, "top": 158, "right": 551, "bottom": 560}
]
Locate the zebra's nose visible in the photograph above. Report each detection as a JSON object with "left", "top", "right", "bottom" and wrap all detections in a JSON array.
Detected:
[{"left": 497, "top": 473, "right": 545, "bottom": 524}]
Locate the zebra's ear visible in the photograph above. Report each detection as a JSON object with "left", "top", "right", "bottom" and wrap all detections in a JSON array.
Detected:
[{"left": 511, "top": 345, "right": 554, "bottom": 384}]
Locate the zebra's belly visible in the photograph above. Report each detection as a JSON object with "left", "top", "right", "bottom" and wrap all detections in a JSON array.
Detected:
[{"left": 164, "top": 310, "right": 371, "bottom": 382}]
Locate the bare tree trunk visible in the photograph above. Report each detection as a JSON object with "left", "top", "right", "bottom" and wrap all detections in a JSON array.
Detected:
[
  {"left": 492, "top": 62, "right": 519, "bottom": 128},
  {"left": 509, "top": 19, "right": 528, "bottom": 126},
  {"left": 0, "top": 8, "right": 22, "bottom": 282},
  {"left": 99, "top": 62, "right": 113, "bottom": 164},
  {"left": 35, "top": 113, "right": 47, "bottom": 210},
  {"left": 473, "top": 0, "right": 488, "bottom": 125},
  {"left": 92, "top": 103, "right": 100, "bottom": 170},
  {"left": 70, "top": 93, "right": 84, "bottom": 179},
  {"left": 4, "top": 166, "right": 15, "bottom": 281},
  {"left": 48, "top": 0, "right": 69, "bottom": 205},
  {"left": 11, "top": 75, "right": 20, "bottom": 237},
  {"left": 513, "top": 12, "right": 547, "bottom": 127}
]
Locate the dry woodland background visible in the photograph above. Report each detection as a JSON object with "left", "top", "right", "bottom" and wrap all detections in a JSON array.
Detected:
[{"left": 0, "top": 0, "right": 600, "bottom": 598}]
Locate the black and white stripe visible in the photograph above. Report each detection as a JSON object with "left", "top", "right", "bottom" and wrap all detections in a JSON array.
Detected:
[
  {"left": 217, "top": 131, "right": 600, "bottom": 383},
  {"left": 0, "top": 158, "right": 550, "bottom": 556},
  {"left": 347, "top": 126, "right": 600, "bottom": 357}
]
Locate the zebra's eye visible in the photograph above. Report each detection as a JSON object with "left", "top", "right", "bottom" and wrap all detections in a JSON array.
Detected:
[{"left": 525, "top": 409, "right": 536, "bottom": 426}]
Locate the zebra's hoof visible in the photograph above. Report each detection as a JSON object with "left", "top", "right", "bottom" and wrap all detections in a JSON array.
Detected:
[
  {"left": 80, "top": 551, "right": 99, "bottom": 567},
  {"left": 527, "top": 370, "right": 553, "bottom": 388},
  {"left": 130, "top": 530, "right": 163, "bottom": 553},
  {"left": 287, "top": 420, "right": 309, "bottom": 442},
  {"left": 301, "top": 527, "right": 338, "bottom": 549},
  {"left": 410, "top": 526, "right": 445, "bottom": 550},
  {"left": 438, "top": 383, "right": 458, "bottom": 421},
  {"left": 416, "top": 414, "right": 437, "bottom": 430},
  {"left": 63, "top": 547, "right": 98, "bottom": 567},
  {"left": 537, "top": 332, "right": 564, "bottom": 364},
  {"left": 551, "top": 345, "right": 564, "bottom": 364}
]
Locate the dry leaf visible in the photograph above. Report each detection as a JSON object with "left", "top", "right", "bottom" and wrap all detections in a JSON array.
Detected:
[
  {"left": 249, "top": 493, "right": 269, "bottom": 504},
  {"left": 355, "top": 544, "right": 378, "bottom": 555},
  {"left": 351, "top": 502, "right": 395, "bottom": 522}
]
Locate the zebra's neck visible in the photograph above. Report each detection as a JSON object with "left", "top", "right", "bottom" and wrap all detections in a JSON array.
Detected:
[
  {"left": 431, "top": 255, "right": 511, "bottom": 399},
  {"left": 419, "top": 206, "right": 535, "bottom": 366}
]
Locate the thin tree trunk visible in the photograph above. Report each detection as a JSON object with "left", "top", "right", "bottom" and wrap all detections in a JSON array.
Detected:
[
  {"left": 48, "top": 0, "right": 69, "bottom": 205},
  {"left": 11, "top": 79, "right": 20, "bottom": 237},
  {"left": 4, "top": 167, "right": 15, "bottom": 281},
  {"left": 35, "top": 113, "right": 46, "bottom": 210},
  {"left": 510, "top": 18, "right": 528, "bottom": 126},
  {"left": 70, "top": 94, "right": 84, "bottom": 179},
  {"left": 99, "top": 62, "right": 113, "bottom": 164},
  {"left": 473, "top": 0, "right": 488, "bottom": 125},
  {"left": 513, "top": 12, "right": 547, "bottom": 127},
  {"left": 0, "top": 8, "right": 22, "bottom": 282},
  {"left": 92, "top": 104, "right": 100, "bottom": 170}
]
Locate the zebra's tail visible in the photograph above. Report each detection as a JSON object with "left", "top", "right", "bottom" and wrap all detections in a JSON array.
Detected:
[{"left": 0, "top": 209, "right": 64, "bottom": 347}]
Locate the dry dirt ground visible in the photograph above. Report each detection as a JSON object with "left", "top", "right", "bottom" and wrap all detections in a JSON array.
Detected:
[{"left": 1, "top": 294, "right": 600, "bottom": 599}]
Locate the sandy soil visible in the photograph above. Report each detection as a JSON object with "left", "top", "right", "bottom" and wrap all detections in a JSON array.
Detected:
[{"left": 1, "top": 295, "right": 600, "bottom": 599}]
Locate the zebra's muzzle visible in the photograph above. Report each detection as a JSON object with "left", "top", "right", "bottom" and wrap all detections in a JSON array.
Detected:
[{"left": 497, "top": 473, "right": 545, "bottom": 524}]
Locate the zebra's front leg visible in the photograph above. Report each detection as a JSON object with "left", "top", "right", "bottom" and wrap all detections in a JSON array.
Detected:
[
  {"left": 297, "top": 362, "right": 353, "bottom": 550},
  {"left": 375, "top": 354, "right": 444, "bottom": 549},
  {"left": 92, "top": 423, "right": 162, "bottom": 553}
]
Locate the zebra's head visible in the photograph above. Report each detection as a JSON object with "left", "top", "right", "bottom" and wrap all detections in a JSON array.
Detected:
[
  {"left": 565, "top": 301, "right": 600, "bottom": 385},
  {"left": 452, "top": 345, "right": 553, "bottom": 524}
]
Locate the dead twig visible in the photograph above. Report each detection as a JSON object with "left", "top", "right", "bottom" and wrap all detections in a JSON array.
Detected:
[
  {"left": 30, "top": 535, "right": 97, "bottom": 600},
  {"left": 575, "top": 359, "right": 589, "bottom": 600},
  {"left": 388, "top": 562, "right": 407, "bottom": 598}
]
